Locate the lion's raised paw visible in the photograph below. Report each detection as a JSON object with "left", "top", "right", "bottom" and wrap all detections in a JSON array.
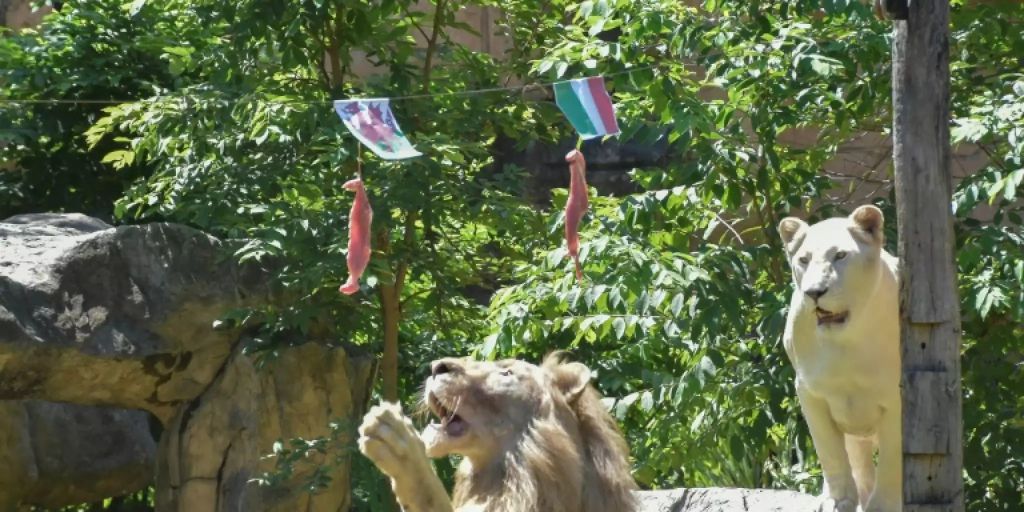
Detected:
[{"left": 358, "top": 402, "right": 429, "bottom": 479}]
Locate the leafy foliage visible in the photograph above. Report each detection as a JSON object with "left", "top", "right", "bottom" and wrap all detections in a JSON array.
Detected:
[
  {"left": 0, "top": 0, "right": 201, "bottom": 218},
  {"left": 487, "top": 0, "right": 890, "bottom": 491},
  {"left": 947, "top": 4, "right": 1024, "bottom": 508},
  {"left": 80, "top": 0, "right": 550, "bottom": 507},
  {"left": 484, "top": 0, "right": 1023, "bottom": 508}
]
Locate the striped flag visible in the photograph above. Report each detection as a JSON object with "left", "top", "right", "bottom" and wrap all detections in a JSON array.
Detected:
[{"left": 553, "top": 76, "right": 620, "bottom": 140}]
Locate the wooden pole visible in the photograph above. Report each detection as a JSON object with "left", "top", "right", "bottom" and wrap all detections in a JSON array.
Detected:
[{"left": 890, "top": 1, "right": 965, "bottom": 511}]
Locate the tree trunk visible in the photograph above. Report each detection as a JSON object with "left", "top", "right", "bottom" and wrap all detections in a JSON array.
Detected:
[
  {"left": 380, "top": 283, "right": 401, "bottom": 403},
  {"left": 890, "top": 2, "right": 965, "bottom": 510}
]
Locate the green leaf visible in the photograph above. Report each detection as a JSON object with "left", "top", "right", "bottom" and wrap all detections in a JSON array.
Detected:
[
  {"left": 555, "top": 61, "right": 569, "bottom": 78},
  {"left": 808, "top": 55, "right": 841, "bottom": 77},
  {"left": 612, "top": 316, "right": 626, "bottom": 339},
  {"left": 952, "top": 118, "right": 987, "bottom": 143}
]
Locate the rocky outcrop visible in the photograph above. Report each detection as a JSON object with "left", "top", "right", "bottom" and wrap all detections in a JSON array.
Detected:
[
  {"left": 0, "top": 401, "right": 157, "bottom": 509},
  {"left": 157, "top": 342, "right": 374, "bottom": 512},
  {"left": 0, "top": 213, "right": 274, "bottom": 421},
  {"left": 637, "top": 488, "right": 821, "bottom": 511},
  {"left": 0, "top": 214, "right": 375, "bottom": 510}
]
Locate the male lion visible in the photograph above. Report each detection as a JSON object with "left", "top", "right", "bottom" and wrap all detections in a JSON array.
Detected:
[
  {"left": 778, "top": 205, "right": 901, "bottom": 512},
  {"left": 357, "top": 353, "right": 638, "bottom": 512}
]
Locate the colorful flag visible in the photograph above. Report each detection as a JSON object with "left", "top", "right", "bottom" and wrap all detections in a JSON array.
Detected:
[
  {"left": 334, "top": 99, "right": 422, "bottom": 160},
  {"left": 553, "top": 76, "right": 620, "bottom": 140}
]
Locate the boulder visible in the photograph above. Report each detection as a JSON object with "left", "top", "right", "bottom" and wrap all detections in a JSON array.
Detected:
[
  {"left": 0, "top": 213, "right": 274, "bottom": 421},
  {"left": 0, "top": 214, "right": 375, "bottom": 511},
  {"left": 0, "top": 401, "right": 157, "bottom": 509}
]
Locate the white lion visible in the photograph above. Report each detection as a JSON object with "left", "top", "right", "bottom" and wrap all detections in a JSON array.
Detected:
[
  {"left": 778, "top": 205, "right": 902, "bottom": 512},
  {"left": 357, "top": 354, "right": 637, "bottom": 512}
]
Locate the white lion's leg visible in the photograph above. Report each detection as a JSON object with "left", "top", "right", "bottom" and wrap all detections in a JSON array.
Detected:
[
  {"left": 865, "top": 408, "right": 902, "bottom": 512},
  {"left": 358, "top": 402, "right": 453, "bottom": 512},
  {"left": 799, "top": 390, "right": 858, "bottom": 512},
  {"left": 845, "top": 435, "right": 876, "bottom": 507}
]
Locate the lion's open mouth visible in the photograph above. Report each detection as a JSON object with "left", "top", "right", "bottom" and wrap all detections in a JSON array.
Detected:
[
  {"left": 815, "top": 307, "right": 849, "bottom": 326},
  {"left": 428, "top": 393, "right": 468, "bottom": 437}
]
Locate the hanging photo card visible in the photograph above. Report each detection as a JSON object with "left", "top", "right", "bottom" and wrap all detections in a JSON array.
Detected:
[{"left": 333, "top": 99, "right": 422, "bottom": 160}]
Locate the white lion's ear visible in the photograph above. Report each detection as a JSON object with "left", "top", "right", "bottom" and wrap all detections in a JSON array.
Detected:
[
  {"left": 778, "top": 217, "right": 808, "bottom": 254},
  {"left": 850, "top": 205, "right": 884, "bottom": 244},
  {"left": 552, "top": 362, "right": 591, "bottom": 403}
]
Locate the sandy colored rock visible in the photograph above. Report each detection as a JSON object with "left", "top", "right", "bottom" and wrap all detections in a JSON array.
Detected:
[{"left": 157, "top": 343, "right": 374, "bottom": 512}]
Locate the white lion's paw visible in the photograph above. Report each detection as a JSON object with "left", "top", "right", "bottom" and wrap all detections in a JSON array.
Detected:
[
  {"left": 864, "top": 496, "right": 901, "bottom": 512},
  {"left": 817, "top": 495, "right": 858, "bottom": 512},
  {"left": 357, "top": 402, "right": 427, "bottom": 478}
]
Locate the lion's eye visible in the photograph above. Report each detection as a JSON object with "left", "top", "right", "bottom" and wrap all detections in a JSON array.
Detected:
[
  {"left": 834, "top": 251, "right": 847, "bottom": 261},
  {"left": 499, "top": 369, "right": 513, "bottom": 377},
  {"left": 798, "top": 255, "right": 810, "bottom": 265}
]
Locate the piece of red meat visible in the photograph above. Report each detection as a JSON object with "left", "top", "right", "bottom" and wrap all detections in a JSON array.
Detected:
[
  {"left": 339, "top": 178, "right": 373, "bottom": 295},
  {"left": 564, "top": 149, "right": 588, "bottom": 281}
]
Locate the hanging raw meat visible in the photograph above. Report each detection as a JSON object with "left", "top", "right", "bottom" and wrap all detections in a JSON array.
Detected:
[
  {"left": 564, "top": 149, "right": 588, "bottom": 282},
  {"left": 339, "top": 178, "right": 373, "bottom": 295}
]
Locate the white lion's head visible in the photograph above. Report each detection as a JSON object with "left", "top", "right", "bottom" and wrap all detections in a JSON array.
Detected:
[
  {"left": 419, "top": 355, "right": 592, "bottom": 461},
  {"left": 778, "top": 205, "right": 887, "bottom": 329},
  {"left": 415, "top": 354, "right": 637, "bottom": 512}
]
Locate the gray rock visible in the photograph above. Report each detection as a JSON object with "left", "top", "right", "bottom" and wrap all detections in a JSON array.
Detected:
[
  {"left": 636, "top": 488, "right": 822, "bottom": 512},
  {"left": 0, "top": 214, "right": 374, "bottom": 511},
  {"left": 0, "top": 401, "right": 157, "bottom": 508},
  {"left": 0, "top": 214, "right": 274, "bottom": 420},
  {"left": 2, "top": 212, "right": 112, "bottom": 233}
]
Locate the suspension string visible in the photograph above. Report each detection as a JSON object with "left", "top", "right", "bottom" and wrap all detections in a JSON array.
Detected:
[
  {"left": 356, "top": 142, "right": 363, "bottom": 180},
  {"left": 0, "top": 65, "right": 656, "bottom": 106}
]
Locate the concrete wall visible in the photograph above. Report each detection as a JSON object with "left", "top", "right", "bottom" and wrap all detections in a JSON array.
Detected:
[{"left": 0, "top": 0, "right": 52, "bottom": 31}]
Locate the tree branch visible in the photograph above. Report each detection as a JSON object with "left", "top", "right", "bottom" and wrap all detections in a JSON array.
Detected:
[{"left": 421, "top": 0, "right": 447, "bottom": 92}]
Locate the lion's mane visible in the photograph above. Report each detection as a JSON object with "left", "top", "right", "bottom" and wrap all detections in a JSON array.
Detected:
[{"left": 449, "top": 353, "right": 637, "bottom": 512}]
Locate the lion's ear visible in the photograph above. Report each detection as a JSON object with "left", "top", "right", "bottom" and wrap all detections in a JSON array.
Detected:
[
  {"left": 552, "top": 362, "right": 591, "bottom": 403},
  {"left": 778, "top": 217, "right": 808, "bottom": 254},
  {"left": 850, "top": 205, "right": 884, "bottom": 245}
]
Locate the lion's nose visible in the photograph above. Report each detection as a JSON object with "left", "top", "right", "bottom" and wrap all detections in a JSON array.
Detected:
[
  {"left": 805, "top": 287, "right": 828, "bottom": 300},
  {"left": 431, "top": 358, "right": 461, "bottom": 376}
]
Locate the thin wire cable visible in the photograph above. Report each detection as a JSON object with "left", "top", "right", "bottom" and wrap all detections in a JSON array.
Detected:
[
  {"left": 355, "top": 141, "right": 363, "bottom": 179},
  {"left": 0, "top": 65, "right": 656, "bottom": 106}
]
